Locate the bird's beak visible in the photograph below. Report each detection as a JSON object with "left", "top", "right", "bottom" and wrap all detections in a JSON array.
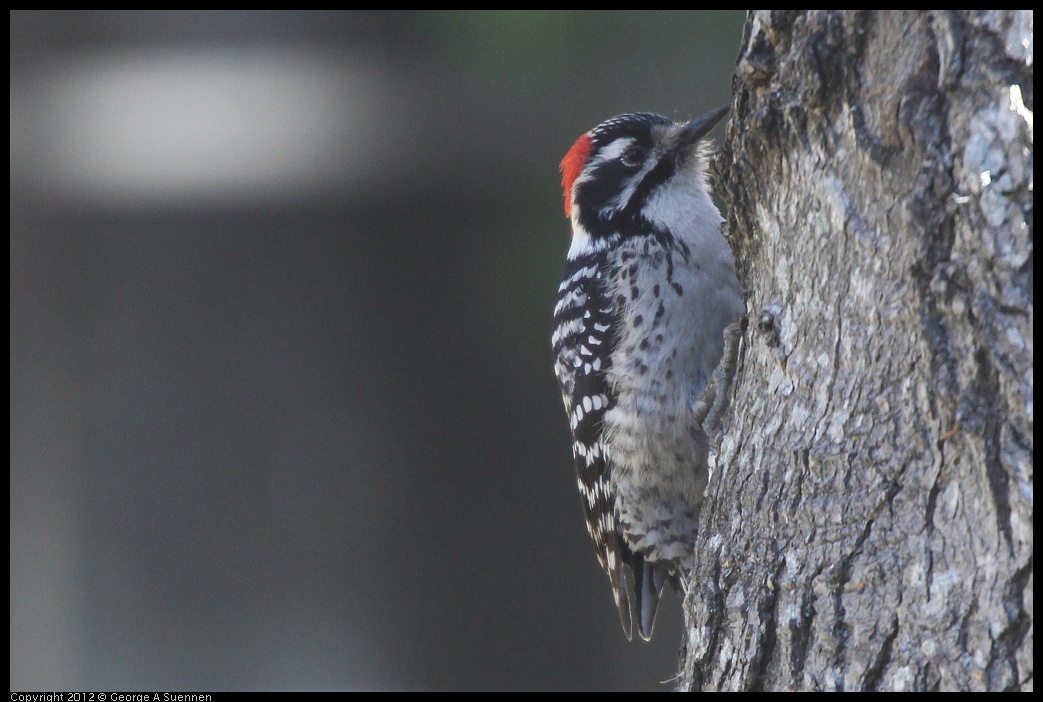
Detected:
[{"left": 676, "top": 104, "right": 730, "bottom": 148}]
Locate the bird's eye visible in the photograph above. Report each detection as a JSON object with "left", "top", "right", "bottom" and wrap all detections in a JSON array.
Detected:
[{"left": 620, "top": 145, "right": 645, "bottom": 168}]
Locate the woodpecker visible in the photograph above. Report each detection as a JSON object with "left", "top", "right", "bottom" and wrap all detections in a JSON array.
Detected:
[{"left": 552, "top": 106, "right": 743, "bottom": 640}]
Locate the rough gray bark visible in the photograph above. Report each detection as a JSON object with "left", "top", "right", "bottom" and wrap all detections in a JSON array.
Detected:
[{"left": 681, "top": 11, "right": 1032, "bottom": 691}]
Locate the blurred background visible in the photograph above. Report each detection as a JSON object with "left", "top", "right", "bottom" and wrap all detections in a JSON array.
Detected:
[{"left": 10, "top": 10, "right": 745, "bottom": 690}]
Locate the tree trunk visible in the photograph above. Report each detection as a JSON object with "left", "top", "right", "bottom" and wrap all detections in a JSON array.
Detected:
[{"left": 681, "top": 10, "right": 1032, "bottom": 691}]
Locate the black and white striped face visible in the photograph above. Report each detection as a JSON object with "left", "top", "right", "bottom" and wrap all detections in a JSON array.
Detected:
[
  {"left": 559, "top": 107, "right": 729, "bottom": 260},
  {"left": 571, "top": 113, "right": 674, "bottom": 238}
]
